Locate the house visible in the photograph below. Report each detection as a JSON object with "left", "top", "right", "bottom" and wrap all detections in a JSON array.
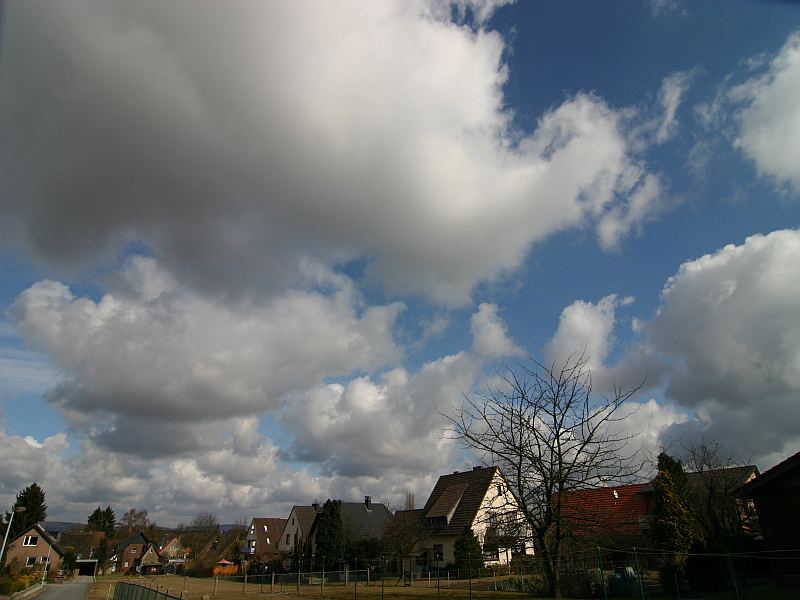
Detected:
[
  {"left": 240, "top": 517, "right": 287, "bottom": 565},
  {"left": 558, "top": 464, "right": 760, "bottom": 550},
  {"left": 560, "top": 483, "right": 653, "bottom": 547},
  {"left": 159, "top": 536, "right": 188, "bottom": 560},
  {"left": 109, "top": 532, "right": 153, "bottom": 574},
  {"left": 57, "top": 530, "right": 107, "bottom": 560},
  {"left": 3, "top": 523, "right": 65, "bottom": 576},
  {"left": 391, "top": 466, "right": 533, "bottom": 569},
  {"left": 277, "top": 505, "right": 319, "bottom": 562},
  {"left": 308, "top": 497, "right": 392, "bottom": 563},
  {"left": 139, "top": 542, "right": 164, "bottom": 575},
  {"left": 684, "top": 465, "right": 760, "bottom": 540},
  {"left": 739, "top": 450, "right": 800, "bottom": 589}
]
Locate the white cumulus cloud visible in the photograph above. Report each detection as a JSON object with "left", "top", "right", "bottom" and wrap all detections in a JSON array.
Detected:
[{"left": 732, "top": 32, "right": 800, "bottom": 191}]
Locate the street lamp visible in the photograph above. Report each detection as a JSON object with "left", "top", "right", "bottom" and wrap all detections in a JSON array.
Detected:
[{"left": 1, "top": 506, "right": 27, "bottom": 565}]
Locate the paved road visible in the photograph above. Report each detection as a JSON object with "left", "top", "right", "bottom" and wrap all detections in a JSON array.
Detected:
[{"left": 37, "top": 581, "right": 89, "bottom": 600}]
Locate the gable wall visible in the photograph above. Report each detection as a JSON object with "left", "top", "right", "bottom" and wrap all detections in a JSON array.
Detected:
[{"left": 4, "top": 527, "right": 62, "bottom": 574}]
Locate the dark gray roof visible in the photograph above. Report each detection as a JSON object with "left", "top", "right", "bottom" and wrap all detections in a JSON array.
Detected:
[
  {"left": 111, "top": 532, "right": 153, "bottom": 555},
  {"left": 685, "top": 465, "right": 758, "bottom": 492},
  {"left": 339, "top": 502, "right": 393, "bottom": 539}
]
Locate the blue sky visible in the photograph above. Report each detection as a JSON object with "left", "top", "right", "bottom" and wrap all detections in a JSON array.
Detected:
[{"left": 1, "top": 0, "right": 799, "bottom": 524}]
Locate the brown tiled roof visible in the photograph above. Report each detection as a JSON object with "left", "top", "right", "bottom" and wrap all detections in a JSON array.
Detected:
[
  {"left": 425, "top": 483, "right": 468, "bottom": 519},
  {"left": 250, "top": 517, "right": 287, "bottom": 558},
  {"left": 421, "top": 466, "right": 499, "bottom": 535},
  {"left": 293, "top": 506, "right": 319, "bottom": 535}
]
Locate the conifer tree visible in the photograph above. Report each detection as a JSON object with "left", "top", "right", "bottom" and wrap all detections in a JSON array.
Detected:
[
  {"left": 314, "top": 500, "right": 343, "bottom": 569},
  {"left": 453, "top": 527, "right": 483, "bottom": 571},
  {"left": 651, "top": 468, "right": 701, "bottom": 593},
  {"left": 4, "top": 483, "right": 47, "bottom": 539}
]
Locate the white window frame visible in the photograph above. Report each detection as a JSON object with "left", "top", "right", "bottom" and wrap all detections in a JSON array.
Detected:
[
  {"left": 23, "top": 536, "right": 39, "bottom": 546},
  {"left": 26, "top": 556, "right": 37, "bottom": 567}
]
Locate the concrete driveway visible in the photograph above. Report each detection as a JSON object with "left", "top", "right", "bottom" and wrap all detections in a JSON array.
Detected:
[{"left": 36, "top": 581, "right": 90, "bottom": 600}]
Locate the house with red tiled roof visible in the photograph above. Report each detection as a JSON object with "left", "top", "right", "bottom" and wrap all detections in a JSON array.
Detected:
[
  {"left": 393, "top": 466, "right": 533, "bottom": 569},
  {"left": 241, "top": 517, "right": 287, "bottom": 565},
  {"left": 560, "top": 482, "right": 653, "bottom": 545}
]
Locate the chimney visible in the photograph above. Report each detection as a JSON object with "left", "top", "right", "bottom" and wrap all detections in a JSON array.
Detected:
[
  {"left": 364, "top": 496, "right": 372, "bottom": 510},
  {"left": 312, "top": 502, "right": 319, "bottom": 511},
  {"left": 473, "top": 466, "right": 482, "bottom": 471}
]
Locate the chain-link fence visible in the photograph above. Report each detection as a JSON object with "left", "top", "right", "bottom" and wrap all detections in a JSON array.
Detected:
[{"left": 151, "top": 546, "right": 798, "bottom": 599}]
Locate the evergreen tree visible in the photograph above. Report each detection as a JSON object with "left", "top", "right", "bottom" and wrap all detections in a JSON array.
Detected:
[
  {"left": 314, "top": 500, "right": 343, "bottom": 569},
  {"left": 87, "top": 506, "right": 116, "bottom": 536},
  {"left": 453, "top": 527, "right": 483, "bottom": 571},
  {"left": 101, "top": 507, "right": 117, "bottom": 535},
  {"left": 658, "top": 452, "right": 688, "bottom": 493},
  {"left": 86, "top": 507, "right": 103, "bottom": 532},
  {"left": 651, "top": 468, "right": 701, "bottom": 593},
  {"left": 4, "top": 483, "right": 47, "bottom": 539}
]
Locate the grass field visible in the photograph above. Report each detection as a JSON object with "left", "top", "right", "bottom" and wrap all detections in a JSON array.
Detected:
[
  {"left": 88, "top": 574, "right": 531, "bottom": 600},
  {"left": 88, "top": 573, "right": 800, "bottom": 600}
]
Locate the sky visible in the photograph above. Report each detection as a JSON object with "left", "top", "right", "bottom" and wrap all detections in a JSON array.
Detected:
[{"left": 1, "top": 0, "right": 799, "bottom": 526}]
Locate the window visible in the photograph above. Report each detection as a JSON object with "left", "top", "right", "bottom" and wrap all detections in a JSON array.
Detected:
[
  {"left": 286, "top": 534, "right": 290, "bottom": 545},
  {"left": 41, "top": 556, "right": 50, "bottom": 563},
  {"left": 433, "top": 544, "right": 444, "bottom": 562},
  {"left": 124, "top": 561, "right": 129, "bottom": 568},
  {"left": 23, "top": 536, "right": 39, "bottom": 546},
  {"left": 497, "top": 484, "right": 505, "bottom": 496},
  {"left": 291, "top": 518, "right": 295, "bottom": 525},
  {"left": 249, "top": 540, "right": 256, "bottom": 548},
  {"left": 130, "top": 548, "right": 137, "bottom": 554},
  {"left": 26, "top": 557, "right": 37, "bottom": 567},
  {"left": 263, "top": 525, "right": 268, "bottom": 532},
  {"left": 265, "top": 538, "right": 270, "bottom": 545}
]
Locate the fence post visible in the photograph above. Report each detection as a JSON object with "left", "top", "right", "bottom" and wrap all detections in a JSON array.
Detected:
[
  {"left": 214, "top": 576, "right": 218, "bottom": 598},
  {"left": 597, "top": 547, "right": 608, "bottom": 600},
  {"left": 633, "top": 547, "right": 645, "bottom": 600},
  {"left": 243, "top": 570, "right": 247, "bottom": 595},
  {"left": 271, "top": 572, "right": 274, "bottom": 593}
]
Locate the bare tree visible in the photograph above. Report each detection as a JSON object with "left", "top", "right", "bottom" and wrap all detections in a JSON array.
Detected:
[
  {"left": 447, "top": 353, "right": 643, "bottom": 598},
  {"left": 121, "top": 507, "right": 149, "bottom": 533},
  {"left": 681, "top": 439, "right": 758, "bottom": 548}
]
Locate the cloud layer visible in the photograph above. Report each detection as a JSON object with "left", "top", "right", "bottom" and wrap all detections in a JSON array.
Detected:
[{"left": 0, "top": 0, "right": 663, "bottom": 305}]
